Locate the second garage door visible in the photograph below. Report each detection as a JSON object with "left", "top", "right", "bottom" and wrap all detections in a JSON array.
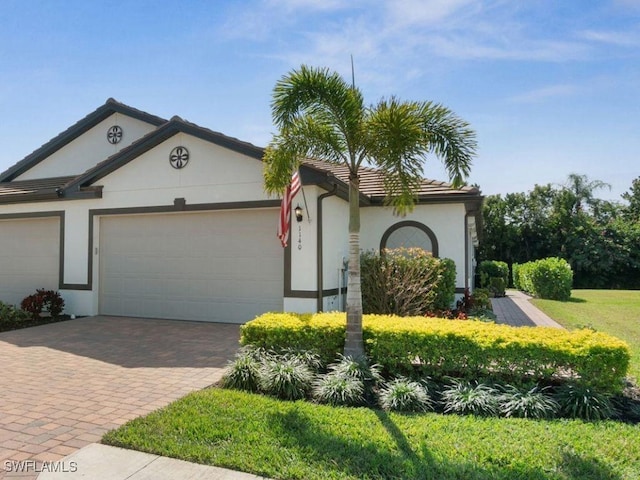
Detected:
[
  {"left": 99, "top": 209, "right": 283, "bottom": 323},
  {"left": 0, "top": 216, "right": 60, "bottom": 306}
]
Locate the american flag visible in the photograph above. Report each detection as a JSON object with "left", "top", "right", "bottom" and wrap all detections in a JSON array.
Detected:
[{"left": 277, "top": 170, "right": 302, "bottom": 247}]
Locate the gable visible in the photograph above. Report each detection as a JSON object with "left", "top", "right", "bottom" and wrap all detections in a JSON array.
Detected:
[
  {"left": 15, "top": 114, "right": 160, "bottom": 181},
  {"left": 0, "top": 98, "right": 166, "bottom": 183},
  {"left": 96, "top": 133, "right": 271, "bottom": 203}
]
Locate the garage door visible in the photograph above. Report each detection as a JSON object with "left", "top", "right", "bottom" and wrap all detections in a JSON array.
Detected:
[
  {"left": 0, "top": 217, "right": 60, "bottom": 306},
  {"left": 99, "top": 210, "right": 284, "bottom": 323}
]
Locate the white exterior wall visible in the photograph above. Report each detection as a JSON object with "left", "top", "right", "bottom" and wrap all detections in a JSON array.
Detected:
[
  {"left": 321, "top": 196, "right": 349, "bottom": 294},
  {"left": 16, "top": 114, "right": 157, "bottom": 180},
  {"left": 360, "top": 203, "right": 468, "bottom": 291},
  {"left": 0, "top": 132, "right": 276, "bottom": 317}
]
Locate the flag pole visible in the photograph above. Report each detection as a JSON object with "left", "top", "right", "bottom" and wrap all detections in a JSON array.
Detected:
[{"left": 298, "top": 168, "right": 311, "bottom": 223}]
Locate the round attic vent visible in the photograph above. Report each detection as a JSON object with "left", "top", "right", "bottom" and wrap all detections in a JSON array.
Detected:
[
  {"left": 169, "top": 146, "right": 189, "bottom": 169},
  {"left": 107, "top": 125, "right": 123, "bottom": 144}
]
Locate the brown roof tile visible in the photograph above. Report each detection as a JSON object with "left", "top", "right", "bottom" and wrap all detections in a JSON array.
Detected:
[{"left": 301, "top": 158, "right": 479, "bottom": 199}]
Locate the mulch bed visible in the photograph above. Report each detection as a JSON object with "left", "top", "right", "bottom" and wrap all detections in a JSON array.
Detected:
[{"left": 0, "top": 315, "right": 75, "bottom": 333}]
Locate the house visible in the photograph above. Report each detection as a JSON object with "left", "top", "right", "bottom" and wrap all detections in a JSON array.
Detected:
[{"left": 0, "top": 99, "right": 482, "bottom": 323}]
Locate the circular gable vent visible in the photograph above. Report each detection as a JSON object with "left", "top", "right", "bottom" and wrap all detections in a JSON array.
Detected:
[
  {"left": 169, "top": 146, "right": 189, "bottom": 169},
  {"left": 107, "top": 125, "right": 123, "bottom": 144}
]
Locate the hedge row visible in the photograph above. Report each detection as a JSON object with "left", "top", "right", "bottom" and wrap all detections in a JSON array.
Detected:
[
  {"left": 240, "top": 313, "right": 630, "bottom": 392},
  {"left": 513, "top": 257, "right": 573, "bottom": 300}
]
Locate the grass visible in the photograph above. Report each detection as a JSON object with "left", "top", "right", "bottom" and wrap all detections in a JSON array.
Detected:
[
  {"left": 103, "top": 387, "right": 640, "bottom": 480},
  {"left": 531, "top": 289, "right": 640, "bottom": 381}
]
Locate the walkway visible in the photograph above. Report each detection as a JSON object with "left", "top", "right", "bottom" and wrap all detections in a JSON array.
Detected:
[
  {"left": 491, "top": 290, "right": 564, "bottom": 328},
  {"left": 0, "top": 316, "right": 240, "bottom": 479}
]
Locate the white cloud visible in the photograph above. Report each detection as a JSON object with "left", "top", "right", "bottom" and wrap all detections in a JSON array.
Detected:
[
  {"left": 580, "top": 29, "right": 640, "bottom": 48},
  {"left": 508, "top": 84, "right": 582, "bottom": 103}
]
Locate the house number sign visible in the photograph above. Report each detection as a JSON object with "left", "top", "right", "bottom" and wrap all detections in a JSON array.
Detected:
[
  {"left": 169, "top": 146, "right": 189, "bottom": 169},
  {"left": 298, "top": 224, "right": 302, "bottom": 250}
]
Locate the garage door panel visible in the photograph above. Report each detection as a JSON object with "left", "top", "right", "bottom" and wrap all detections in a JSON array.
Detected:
[
  {"left": 99, "top": 210, "right": 284, "bottom": 323},
  {"left": 0, "top": 217, "right": 60, "bottom": 306}
]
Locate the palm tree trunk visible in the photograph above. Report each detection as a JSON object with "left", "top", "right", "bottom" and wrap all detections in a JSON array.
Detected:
[{"left": 344, "top": 172, "right": 365, "bottom": 357}]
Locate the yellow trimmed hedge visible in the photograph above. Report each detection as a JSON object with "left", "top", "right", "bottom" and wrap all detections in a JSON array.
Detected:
[{"left": 240, "top": 312, "right": 630, "bottom": 392}]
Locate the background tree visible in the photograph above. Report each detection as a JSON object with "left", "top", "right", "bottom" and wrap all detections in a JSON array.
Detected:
[
  {"left": 480, "top": 174, "right": 640, "bottom": 289},
  {"left": 263, "top": 65, "right": 476, "bottom": 357},
  {"left": 622, "top": 176, "right": 640, "bottom": 222}
]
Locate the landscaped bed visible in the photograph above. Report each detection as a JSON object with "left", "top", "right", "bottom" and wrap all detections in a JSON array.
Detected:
[{"left": 103, "top": 387, "right": 640, "bottom": 480}]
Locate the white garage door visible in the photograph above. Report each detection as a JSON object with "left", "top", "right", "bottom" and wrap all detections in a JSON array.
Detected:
[
  {"left": 99, "top": 209, "right": 284, "bottom": 323},
  {"left": 0, "top": 217, "right": 60, "bottom": 306}
]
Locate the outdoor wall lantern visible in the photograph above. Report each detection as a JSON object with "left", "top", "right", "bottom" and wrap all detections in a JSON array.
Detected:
[{"left": 295, "top": 204, "right": 304, "bottom": 223}]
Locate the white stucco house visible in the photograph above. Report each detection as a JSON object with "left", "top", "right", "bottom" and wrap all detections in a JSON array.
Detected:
[{"left": 0, "top": 99, "right": 482, "bottom": 323}]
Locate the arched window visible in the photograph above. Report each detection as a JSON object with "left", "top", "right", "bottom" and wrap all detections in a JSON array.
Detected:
[{"left": 380, "top": 221, "right": 439, "bottom": 257}]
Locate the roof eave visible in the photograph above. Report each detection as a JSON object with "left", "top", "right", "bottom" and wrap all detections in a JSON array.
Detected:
[{"left": 0, "top": 99, "right": 167, "bottom": 183}]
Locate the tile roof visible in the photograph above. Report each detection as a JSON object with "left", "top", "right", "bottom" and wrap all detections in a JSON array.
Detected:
[
  {"left": 301, "top": 158, "right": 480, "bottom": 199},
  {"left": 0, "top": 176, "right": 76, "bottom": 197}
]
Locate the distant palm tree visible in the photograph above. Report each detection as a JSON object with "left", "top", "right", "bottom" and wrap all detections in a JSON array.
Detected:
[
  {"left": 565, "top": 173, "right": 611, "bottom": 213},
  {"left": 263, "top": 65, "right": 477, "bottom": 357}
]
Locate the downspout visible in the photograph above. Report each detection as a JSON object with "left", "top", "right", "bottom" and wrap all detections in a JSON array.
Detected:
[
  {"left": 464, "top": 213, "right": 470, "bottom": 292},
  {"left": 317, "top": 183, "right": 338, "bottom": 311}
]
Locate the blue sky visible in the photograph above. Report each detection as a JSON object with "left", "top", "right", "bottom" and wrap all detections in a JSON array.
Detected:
[{"left": 1, "top": 0, "right": 638, "bottom": 201}]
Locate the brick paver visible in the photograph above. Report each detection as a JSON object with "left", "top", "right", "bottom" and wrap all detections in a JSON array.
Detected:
[
  {"left": 491, "top": 290, "right": 564, "bottom": 328},
  {"left": 0, "top": 316, "right": 239, "bottom": 479}
]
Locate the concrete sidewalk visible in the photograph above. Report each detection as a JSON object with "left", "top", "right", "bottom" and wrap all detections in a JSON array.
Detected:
[
  {"left": 491, "top": 289, "right": 564, "bottom": 328},
  {"left": 35, "top": 443, "right": 268, "bottom": 480}
]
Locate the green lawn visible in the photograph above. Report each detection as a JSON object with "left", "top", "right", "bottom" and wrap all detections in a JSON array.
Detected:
[
  {"left": 531, "top": 290, "right": 640, "bottom": 381},
  {"left": 103, "top": 388, "right": 640, "bottom": 480}
]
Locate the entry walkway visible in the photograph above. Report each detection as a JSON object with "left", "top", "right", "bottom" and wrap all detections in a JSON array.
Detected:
[{"left": 491, "top": 290, "right": 564, "bottom": 328}]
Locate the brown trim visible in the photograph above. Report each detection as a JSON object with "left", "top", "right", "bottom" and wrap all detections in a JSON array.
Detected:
[
  {"left": 0, "top": 211, "right": 66, "bottom": 291},
  {"left": 62, "top": 199, "right": 283, "bottom": 292},
  {"left": 285, "top": 290, "right": 317, "bottom": 299},
  {"left": 380, "top": 220, "right": 439, "bottom": 257}
]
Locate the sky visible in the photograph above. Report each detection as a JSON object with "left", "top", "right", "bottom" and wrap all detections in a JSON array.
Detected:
[{"left": 1, "top": 0, "right": 638, "bottom": 202}]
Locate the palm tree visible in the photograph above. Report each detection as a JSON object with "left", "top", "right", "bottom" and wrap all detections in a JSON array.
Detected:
[
  {"left": 263, "top": 65, "right": 476, "bottom": 357},
  {"left": 565, "top": 173, "right": 611, "bottom": 214}
]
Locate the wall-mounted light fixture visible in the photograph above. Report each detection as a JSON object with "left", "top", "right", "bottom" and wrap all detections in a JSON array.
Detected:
[{"left": 295, "top": 204, "right": 303, "bottom": 223}]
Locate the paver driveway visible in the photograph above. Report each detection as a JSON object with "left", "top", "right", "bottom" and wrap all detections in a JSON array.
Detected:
[{"left": 0, "top": 316, "right": 240, "bottom": 479}]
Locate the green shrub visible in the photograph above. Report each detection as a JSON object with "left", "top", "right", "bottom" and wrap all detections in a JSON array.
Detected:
[
  {"left": 498, "top": 385, "right": 559, "bottom": 419},
  {"left": 555, "top": 383, "right": 615, "bottom": 420},
  {"left": 0, "top": 301, "right": 30, "bottom": 328},
  {"left": 20, "top": 289, "right": 65, "bottom": 319},
  {"left": 478, "top": 260, "right": 509, "bottom": 289},
  {"left": 361, "top": 248, "right": 456, "bottom": 315},
  {"left": 241, "top": 313, "right": 630, "bottom": 393},
  {"left": 470, "top": 288, "right": 492, "bottom": 310},
  {"left": 515, "top": 258, "right": 573, "bottom": 300},
  {"left": 240, "top": 312, "right": 344, "bottom": 365},
  {"left": 488, "top": 277, "right": 506, "bottom": 297},
  {"left": 441, "top": 380, "right": 499, "bottom": 416},
  {"left": 512, "top": 263, "right": 523, "bottom": 290},
  {"left": 379, "top": 377, "right": 434, "bottom": 412}
]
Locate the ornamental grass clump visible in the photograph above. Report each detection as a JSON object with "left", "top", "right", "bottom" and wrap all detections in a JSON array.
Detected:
[
  {"left": 313, "top": 371, "right": 365, "bottom": 406},
  {"left": 499, "top": 385, "right": 559, "bottom": 419},
  {"left": 555, "top": 383, "right": 616, "bottom": 421},
  {"left": 379, "top": 377, "right": 434, "bottom": 412},
  {"left": 259, "top": 356, "right": 315, "bottom": 401},
  {"left": 441, "top": 380, "right": 500, "bottom": 416},
  {"left": 221, "top": 346, "right": 270, "bottom": 392}
]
